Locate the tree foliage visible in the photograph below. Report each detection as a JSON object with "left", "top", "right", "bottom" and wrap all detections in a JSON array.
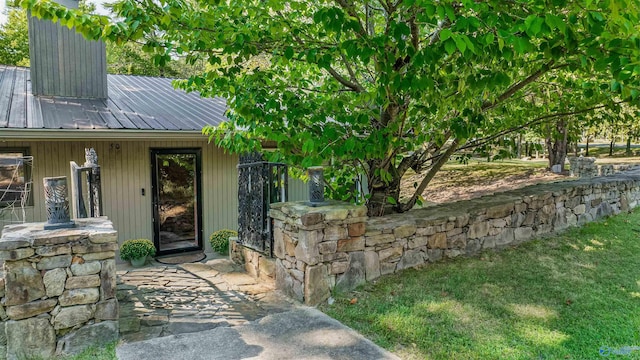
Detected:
[
  {"left": 0, "top": 6, "right": 29, "bottom": 66},
  {"left": 22, "top": 0, "right": 640, "bottom": 215}
]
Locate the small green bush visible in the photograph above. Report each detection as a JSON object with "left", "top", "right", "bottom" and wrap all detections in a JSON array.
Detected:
[
  {"left": 120, "top": 239, "right": 156, "bottom": 261},
  {"left": 209, "top": 229, "right": 237, "bottom": 255}
]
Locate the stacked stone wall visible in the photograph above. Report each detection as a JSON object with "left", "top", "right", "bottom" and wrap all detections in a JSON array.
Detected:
[
  {"left": 568, "top": 157, "right": 638, "bottom": 177},
  {"left": 270, "top": 169, "right": 640, "bottom": 305},
  {"left": 230, "top": 239, "right": 276, "bottom": 282},
  {"left": 0, "top": 217, "right": 118, "bottom": 359}
]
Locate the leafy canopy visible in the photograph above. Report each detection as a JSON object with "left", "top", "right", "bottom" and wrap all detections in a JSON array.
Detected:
[{"left": 21, "top": 0, "right": 640, "bottom": 214}]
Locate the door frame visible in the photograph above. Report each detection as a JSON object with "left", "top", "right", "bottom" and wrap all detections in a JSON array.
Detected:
[{"left": 150, "top": 148, "right": 203, "bottom": 256}]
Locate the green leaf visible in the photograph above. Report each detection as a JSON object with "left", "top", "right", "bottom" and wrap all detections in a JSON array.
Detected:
[{"left": 386, "top": 196, "right": 397, "bottom": 205}]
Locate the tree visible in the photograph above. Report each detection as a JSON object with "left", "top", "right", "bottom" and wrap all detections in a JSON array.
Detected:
[
  {"left": 0, "top": 6, "right": 29, "bottom": 66},
  {"left": 23, "top": 0, "right": 640, "bottom": 216}
]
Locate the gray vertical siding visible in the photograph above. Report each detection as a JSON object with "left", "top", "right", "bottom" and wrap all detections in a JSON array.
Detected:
[
  {"left": 0, "top": 139, "right": 308, "bottom": 251},
  {"left": 28, "top": 15, "right": 108, "bottom": 99}
]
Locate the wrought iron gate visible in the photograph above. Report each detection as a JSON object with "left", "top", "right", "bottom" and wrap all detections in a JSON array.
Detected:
[{"left": 237, "top": 153, "right": 288, "bottom": 257}]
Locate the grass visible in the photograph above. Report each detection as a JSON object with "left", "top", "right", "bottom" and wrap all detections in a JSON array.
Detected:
[
  {"left": 61, "top": 342, "right": 117, "bottom": 360},
  {"left": 322, "top": 210, "right": 640, "bottom": 360}
]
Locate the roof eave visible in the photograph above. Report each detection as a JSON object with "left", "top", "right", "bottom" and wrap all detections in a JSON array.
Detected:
[{"left": 0, "top": 128, "right": 211, "bottom": 141}]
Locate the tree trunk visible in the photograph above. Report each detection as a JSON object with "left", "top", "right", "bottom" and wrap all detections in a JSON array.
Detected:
[
  {"left": 517, "top": 133, "right": 522, "bottom": 158},
  {"left": 367, "top": 179, "right": 401, "bottom": 217},
  {"left": 626, "top": 137, "right": 632, "bottom": 155},
  {"left": 586, "top": 137, "right": 590, "bottom": 156},
  {"left": 546, "top": 119, "right": 568, "bottom": 171},
  {"left": 609, "top": 140, "right": 614, "bottom": 156}
]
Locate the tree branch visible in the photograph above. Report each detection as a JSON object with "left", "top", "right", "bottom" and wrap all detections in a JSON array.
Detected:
[
  {"left": 399, "top": 138, "right": 462, "bottom": 212},
  {"left": 326, "top": 66, "right": 365, "bottom": 92}
]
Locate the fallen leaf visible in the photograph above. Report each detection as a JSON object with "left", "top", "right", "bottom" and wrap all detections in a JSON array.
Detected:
[
  {"left": 440, "top": 291, "right": 449, "bottom": 297},
  {"left": 565, "top": 299, "right": 573, "bottom": 305},
  {"left": 350, "top": 298, "right": 358, "bottom": 305},
  {"left": 71, "top": 256, "right": 85, "bottom": 265}
]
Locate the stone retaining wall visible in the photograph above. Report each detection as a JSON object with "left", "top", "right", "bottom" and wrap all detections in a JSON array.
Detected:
[
  {"left": 270, "top": 169, "right": 640, "bottom": 305},
  {"left": 568, "top": 157, "right": 638, "bottom": 177},
  {"left": 0, "top": 217, "right": 119, "bottom": 359},
  {"left": 230, "top": 238, "right": 276, "bottom": 282}
]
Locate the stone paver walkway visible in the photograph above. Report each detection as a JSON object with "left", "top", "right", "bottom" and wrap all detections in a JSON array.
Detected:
[{"left": 117, "top": 257, "right": 294, "bottom": 343}]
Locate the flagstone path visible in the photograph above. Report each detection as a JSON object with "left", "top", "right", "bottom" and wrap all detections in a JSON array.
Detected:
[{"left": 116, "top": 257, "right": 295, "bottom": 343}]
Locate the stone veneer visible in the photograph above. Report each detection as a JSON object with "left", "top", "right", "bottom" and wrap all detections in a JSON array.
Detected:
[
  {"left": 230, "top": 237, "right": 276, "bottom": 282},
  {"left": 0, "top": 217, "right": 119, "bottom": 360},
  {"left": 270, "top": 169, "right": 640, "bottom": 305}
]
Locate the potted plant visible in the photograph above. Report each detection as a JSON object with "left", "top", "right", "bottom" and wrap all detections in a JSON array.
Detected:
[
  {"left": 209, "top": 229, "right": 237, "bottom": 255},
  {"left": 120, "top": 239, "right": 156, "bottom": 267}
]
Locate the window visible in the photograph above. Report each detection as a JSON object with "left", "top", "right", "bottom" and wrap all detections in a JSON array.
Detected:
[{"left": 0, "top": 148, "right": 33, "bottom": 207}]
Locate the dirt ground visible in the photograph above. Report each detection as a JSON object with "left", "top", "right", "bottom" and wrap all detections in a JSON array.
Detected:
[{"left": 400, "top": 160, "right": 566, "bottom": 205}]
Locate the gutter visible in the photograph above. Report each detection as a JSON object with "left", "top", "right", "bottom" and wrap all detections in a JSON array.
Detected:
[{"left": 0, "top": 128, "right": 212, "bottom": 141}]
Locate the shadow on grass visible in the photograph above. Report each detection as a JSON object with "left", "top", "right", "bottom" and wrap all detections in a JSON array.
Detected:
[{"left": 323, "top": 210, "right": 640, "bottom": 360}]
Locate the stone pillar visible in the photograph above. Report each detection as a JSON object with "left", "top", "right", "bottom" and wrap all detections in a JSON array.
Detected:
[
  {"left": 0, "top": 217, "right": 118, "bottom": 359},
  {"left": 269, "top": 201, "right": 367, "bottom": 306}
]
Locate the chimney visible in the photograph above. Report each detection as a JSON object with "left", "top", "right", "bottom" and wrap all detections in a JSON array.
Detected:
[{"left": 27, "top": 0, "right": 108, "bottom": 99}]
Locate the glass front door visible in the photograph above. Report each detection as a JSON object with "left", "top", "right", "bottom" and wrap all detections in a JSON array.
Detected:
[{"left": 151, "top": 149, "right": 203, "bottom": 255}]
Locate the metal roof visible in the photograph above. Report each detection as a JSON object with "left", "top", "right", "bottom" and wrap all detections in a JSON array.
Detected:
[{"left": 0, "top": 65, "right": 228, "bottom": 132}]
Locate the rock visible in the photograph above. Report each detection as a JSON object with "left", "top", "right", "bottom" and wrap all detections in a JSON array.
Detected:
[
  {"left": 0, "top": 277, "right": 5, "bottom": 298},
  {"left": 6, "top": 318, "right": 56, "bottom": 360},
  {"left": 35, "top": 244, "right": 72, "bottom": 257},
  {"left": 6, "top": 299, "right": 57, "bottom": 320},
  {"left": 0, "top": 248, "right": 35, "bottom": 261},
  {"left": 36, "top": 255, "right": 72, "bottom": 271},
  {"left": 398, "top": 249, "right": 425, "bottom": 270},
  {"left": 32, "top": 232, "right": 86, "bottom": 247},
  {"left": 43, "top": 268, "right": 67, "bottom": 297},
  {"left": 72, "top": 243, "right": 118, "bottom": 254},
  {"left": 294, "top": 230, "right": 321, "bottom": 266},
  {"left": 335, "top": 251, "right": 365, "bottom": 292},
  {"left": 364, "top": 251, "right": 380, "bottom": 281},
  {"left": 427, "top": 249, "right": 443, "bottom": 262},
  {"left": 70, "top": 261, "right": 101, "bottom": 276},
  {"left": 258, "top": 257, "right": 275, "bottom": 278},
  {"left": 65, "top": 275, "right": 100, "bottom": 290},
  {"left": 380, "top": 262, "right": 397, "bottom": 275},
  {"left": 514, "top": 227, "right": 534, "bottom": 243},
  {"left": 407, "top": 236, "right": 427, "bottom": 249},
  {"left": 348, "top": 223, "right": 366, "bottom": 237},
  {"left": 325, "top": 209, "right": 349, "bottom": 221},
  {"left": 304, "top": 264, "right": 330, "bottom": 306},
  {"left": 88, "top": 231, "right": 118, "bottom": 244},
  {"left": 365, "top": 234, "right": 395, "bottom": 247},
  {"left": 273, "top": 226, "right": 285, "bottom": 259},
  {"left": 336, "top": 237, "right": 364, "bottom": 252},
  {"left": 275, "top": 260, "right": 303, "bottom": 302},
  {"left": 330, "top": 261, "right": 349, "bottom": 275},
  {"left": 284, "top": 235, "right": 296, "bottom": 257},
  {"left": 495, "top": 228, "right": 515, "bottom": 246},
  {"left": 427, "top": 233, "right": 447, "bottom": 249},
  {"left": 4, "top": 260, "right": 45, "bottom": 306},
  {"left": 573, "top": 204, "right": 586, "bottom": 215},
  {"left": 53, "top": 305, "right": 94, "bottom": 330},
  {"left": 468, "top": 222, "right": 489, "bottom": 239},
  {"left": 56, "top": 321, "right": 118, "bottom": 356},
  {"left": 0, "top": 239, "right": 29, "bottom": 251},
  {"left": 80, "top": 251, "right": 115, "bottom": 261},
  {"left": 318, "top": 241, "right": 337, "bottom": 254},
  {"left": 95, "top": 299, "right": 119, "bottom": 321},
  {"left": 393, "top": 224, "right": 417, "bottom": 239},
  {"left": 486, "top": 203, "right": 514, "bottom": 219},
  {"left": 465, "top": 239, "right": 481, "bottom": 255},
  {"left": 324, "top": 226, "right": 348, "bottom": 241},
  {"left": 0, "top": 304, "right": 6, "bottom": 321},
  {"left": 100, "top": 259, "right": 117, "bottom": 301},
  {"left": 300, "top": 212, "right": 323, "bottom": 226},
  {"left": 378, "top": 246, "right": 403, "bottom": 262},
  {"left": 59, "top": 288, "right": 100, "bottom": 306}
]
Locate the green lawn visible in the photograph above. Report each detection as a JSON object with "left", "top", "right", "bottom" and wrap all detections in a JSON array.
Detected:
[{"left": 322, "top": 210, "right": 640, "bottom": 359}]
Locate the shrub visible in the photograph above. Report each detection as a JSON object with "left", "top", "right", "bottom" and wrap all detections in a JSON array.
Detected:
[
  {"left": 209, "top": 229, "right": 237, "bottom": 255},
  {"left": 120, "top": 239, "right": 156, "bottom": 261}
]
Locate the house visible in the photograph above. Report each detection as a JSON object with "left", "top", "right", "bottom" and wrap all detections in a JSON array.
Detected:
[{"left": 0, "top": 1, "right": 306, "bottom": 256}]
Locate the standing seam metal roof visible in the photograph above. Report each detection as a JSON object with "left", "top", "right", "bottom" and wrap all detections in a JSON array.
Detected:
[{"left": 0, "top": 65, "right": 228, "bottom": 131}]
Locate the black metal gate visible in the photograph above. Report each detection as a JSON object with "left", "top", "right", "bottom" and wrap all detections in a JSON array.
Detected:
[{"left": 237, "top": 153, "right": 288, "bottom": 257}]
